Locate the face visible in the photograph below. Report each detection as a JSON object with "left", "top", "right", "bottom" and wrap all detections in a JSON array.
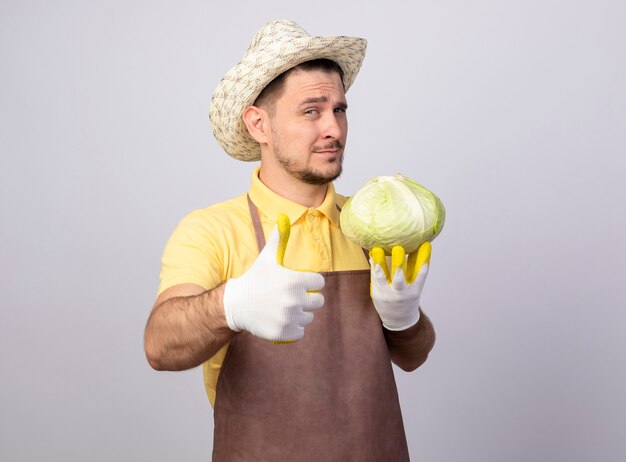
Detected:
[{"left": 264, "top": 69, "right": 348, "bottom": 185}]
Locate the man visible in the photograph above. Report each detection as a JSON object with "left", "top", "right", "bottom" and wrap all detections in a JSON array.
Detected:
[{"left": 144, "top": 20, "right": 436, "bottom": 461}]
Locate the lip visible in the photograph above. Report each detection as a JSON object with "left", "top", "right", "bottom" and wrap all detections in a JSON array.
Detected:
[{"left": 314, "top": 149, "right": 340, "bottom": 155}]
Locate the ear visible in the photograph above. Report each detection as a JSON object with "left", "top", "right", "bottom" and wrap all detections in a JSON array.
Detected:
[{"left": 242, "top": 106, "right": 270, "bottom": 144}]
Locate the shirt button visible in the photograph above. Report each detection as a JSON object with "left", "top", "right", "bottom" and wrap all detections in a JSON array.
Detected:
[
  {"left": 320, "top": 252, "right": 328, "bottom": 260},
  {"left": 307, "top": 214, "right": 315, "bottom": 222},
  {"left": 312, "top": 234, "right": 320, "bottom": 241}
]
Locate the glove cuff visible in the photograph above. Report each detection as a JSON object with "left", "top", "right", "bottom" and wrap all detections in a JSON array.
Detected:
[
  {"left": 222, "top": 278, "right": 243, "bottom": 332},
  {"left": 381, "top": 309, "right": 420, "bottom": 331}
]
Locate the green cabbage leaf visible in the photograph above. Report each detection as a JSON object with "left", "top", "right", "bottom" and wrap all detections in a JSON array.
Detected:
[{"left": 340, "top": 174, "right": 445, "bottom": 254}]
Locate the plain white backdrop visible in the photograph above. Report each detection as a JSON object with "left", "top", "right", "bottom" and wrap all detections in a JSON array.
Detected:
[{"left": 1, "top": 1, "right": 625, "bottom": 461}]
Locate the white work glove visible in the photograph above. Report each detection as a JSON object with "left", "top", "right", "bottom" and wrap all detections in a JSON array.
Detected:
[
  {"left": 223, "top": 215, "right": 325, "bottom": 342},
  {"left": 370, "top": 243, "right": 431, "bottom": 331}
]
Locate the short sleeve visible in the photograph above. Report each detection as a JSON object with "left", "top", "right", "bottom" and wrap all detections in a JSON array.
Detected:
[{"left": 157, "top": 209, "right": 226, "bottom": 295}]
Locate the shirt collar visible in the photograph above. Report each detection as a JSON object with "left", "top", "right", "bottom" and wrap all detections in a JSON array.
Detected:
[{"left": 248, "top": 167, "right": 341, "bottom": 227}]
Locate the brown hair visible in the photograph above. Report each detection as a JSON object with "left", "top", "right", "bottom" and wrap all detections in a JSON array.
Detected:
[{"left": 254, "top": 59, "right": 345, "bottom": 112}]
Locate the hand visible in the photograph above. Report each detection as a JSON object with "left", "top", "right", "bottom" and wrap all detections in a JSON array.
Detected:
[
  {"left": 223, "top": 214, "right": 325, "bottom": 342},
  {"left": 370, "top": 243, "right": 431, "bottom": 331}
]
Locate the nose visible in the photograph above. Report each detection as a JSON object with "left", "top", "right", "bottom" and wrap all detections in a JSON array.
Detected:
[{"left": 321, "top": 112, "right": 345, "bottom": 140}]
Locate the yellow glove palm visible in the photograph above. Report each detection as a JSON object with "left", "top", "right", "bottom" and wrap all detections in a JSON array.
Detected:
[
  {"left": 370, "top": 243, "right": 431, "bottom": 285},
  {"left": 369, "top": 243, "right": 431, "bottom": 330}
]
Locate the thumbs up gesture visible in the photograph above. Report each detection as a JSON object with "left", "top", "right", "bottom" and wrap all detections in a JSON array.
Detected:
[{"left": 223, "top": 214, "right": 326, "bottom": 342}]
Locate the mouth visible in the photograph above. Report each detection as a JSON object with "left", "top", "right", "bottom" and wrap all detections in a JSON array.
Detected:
[
  {"left": 313, "top": 149, "right": 343, "bottom": 163},
  {"left": 314, "top": 140, "right": 343, "bottom": 154},
  {"left": 314, "top": 148, "right": 340, "bottom": 155}
]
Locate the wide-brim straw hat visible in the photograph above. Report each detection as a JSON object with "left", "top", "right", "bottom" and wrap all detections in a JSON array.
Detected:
[{"left": 209, "top": 19, "right": 367, "bottom": 161}]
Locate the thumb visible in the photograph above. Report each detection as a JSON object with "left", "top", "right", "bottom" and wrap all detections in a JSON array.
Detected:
[
  {"left": 262, "top": 214, "right": 290, "bottom": 264},
  {"left": 275, "top": 214, "right": 290, "bottom": 266},
  {"left": 262, "top": 227, "right": 281, "bottom": 261}
]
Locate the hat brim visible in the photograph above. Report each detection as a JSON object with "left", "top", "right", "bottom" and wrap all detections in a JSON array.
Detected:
[{"left": 210, "top": 35, "right": 367, "bottom": 161}]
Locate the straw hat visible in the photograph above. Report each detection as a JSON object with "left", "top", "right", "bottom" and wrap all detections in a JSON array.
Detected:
[{"left": 209, "top": 20, "right": 367, "bottom": 161}]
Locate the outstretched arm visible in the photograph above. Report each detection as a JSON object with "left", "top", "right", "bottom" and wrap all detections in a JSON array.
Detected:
[
  {"left": 145, "top": 217, "right": 325, "bottom": 371},
  {"left": 144, "top": 283, "right": 235, "bottom": 371},
  {"left": 370, "top": 243, "right": 436, "bottom": 371},
  {"left": 384, "top": 308, "right": 435, "bottom": 371}
]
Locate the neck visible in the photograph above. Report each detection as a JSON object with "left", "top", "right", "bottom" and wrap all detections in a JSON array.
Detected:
[{"left": 258, "top": 164, "right": 328, "bottom": 208}]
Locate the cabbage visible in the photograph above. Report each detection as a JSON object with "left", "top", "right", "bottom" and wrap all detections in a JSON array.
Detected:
[{"left": 340, "top": 174, "right": 445, "bottom": 254}]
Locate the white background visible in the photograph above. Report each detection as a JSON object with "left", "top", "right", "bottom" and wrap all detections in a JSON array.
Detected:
[{"left": 1, "top": 1, "right": 625, "bottom": 461}]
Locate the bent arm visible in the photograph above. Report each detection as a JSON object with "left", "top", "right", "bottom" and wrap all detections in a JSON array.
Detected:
[
  {"left": 144, "top": 283, "right": 236, "bottom": 371},
  {"left": 384, "top": 308, "right": 435, "bottom": 372}
]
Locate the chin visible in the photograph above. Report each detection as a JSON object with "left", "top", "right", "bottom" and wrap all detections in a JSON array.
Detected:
[{"left": 299, "top": 165, "right": 342, "bottom": 185}]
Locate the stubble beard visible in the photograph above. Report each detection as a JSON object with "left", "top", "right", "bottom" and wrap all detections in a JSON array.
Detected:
[
  {"left": 277, "top": 153, "right": 343, "bottom": 185},
  {"left": 273, "top": 137, "right": 344, "bottom": 186}
]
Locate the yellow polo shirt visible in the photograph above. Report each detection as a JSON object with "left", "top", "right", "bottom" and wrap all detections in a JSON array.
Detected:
[{"left": 158, "top": 168, "right": 370, "bottom": 405}]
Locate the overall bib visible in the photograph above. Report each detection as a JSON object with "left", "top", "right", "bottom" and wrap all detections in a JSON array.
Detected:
[{"left": 212, "top": 198, "right": 410, "bottom": 461}]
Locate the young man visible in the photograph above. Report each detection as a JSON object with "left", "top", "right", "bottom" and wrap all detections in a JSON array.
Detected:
[{"left": 145, "top": 20, "right": 436, "bottom": 461}]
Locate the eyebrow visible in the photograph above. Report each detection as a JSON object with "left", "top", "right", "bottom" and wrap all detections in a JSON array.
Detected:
[{"left": 299, "top": 96, "right": 348, "bottom": 110}]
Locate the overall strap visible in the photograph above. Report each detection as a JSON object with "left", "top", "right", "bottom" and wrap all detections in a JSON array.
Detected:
[{"left": 247, "top": 194, "right": 266, "bottom": 252}]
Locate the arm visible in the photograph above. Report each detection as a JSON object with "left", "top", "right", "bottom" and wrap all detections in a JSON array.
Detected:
[
  {"left": 144, "top": 283, "right": 236, "bottom": 371},
  {"left": 370, "top": 243, "right": 436, "bottom": 371},
  {"left": 384, "top": 308, "right": 435, "bottom": 371},
  {"left": 145, "top": 218, "right": 325, "bottom": 371}
]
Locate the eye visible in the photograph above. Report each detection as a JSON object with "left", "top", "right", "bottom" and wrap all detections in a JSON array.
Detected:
[
  {"left": 304, "top": 108, "right": 319, "bottom": 115},
  {"left": 334, "top": 107, "right": 347, "bottom": 114}
]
